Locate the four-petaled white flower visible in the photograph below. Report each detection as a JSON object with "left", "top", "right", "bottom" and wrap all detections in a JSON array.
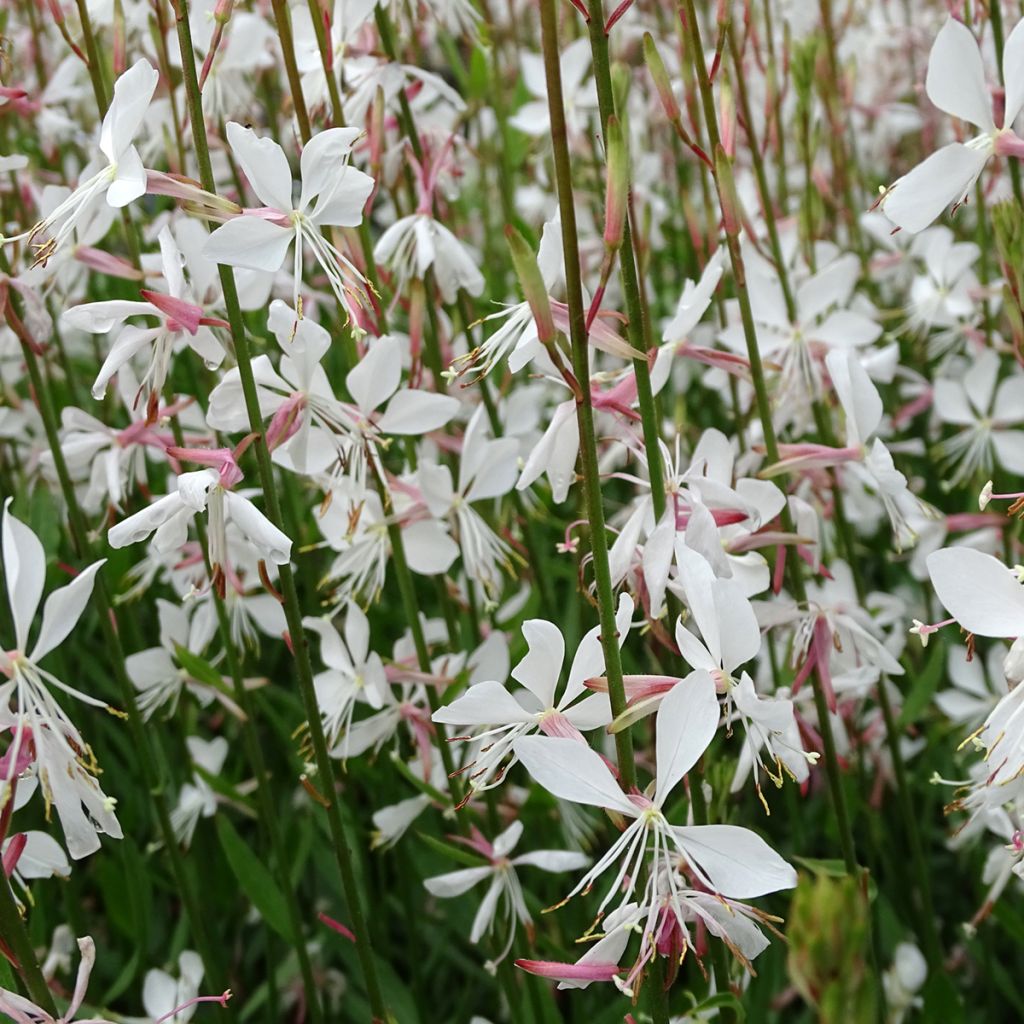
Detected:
[{"left": 204, "top": 122, "right": 375, "bottom": 317}]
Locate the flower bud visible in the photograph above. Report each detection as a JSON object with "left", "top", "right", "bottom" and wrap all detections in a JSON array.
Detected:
[
  {"left": 505, "top": 225, "right": 555, "bottom": 345},
  {"left": 603, "top": 115, "right": 629, "bottom": 250},
  {"left": 643, "top": 33, "right": 680, "bottom": 125},
  {"left": 719, "top": 81, "right": 736, "bottom": 158},
  {"left": 714, "top": 144, "right": 741, "bottom": 238}
]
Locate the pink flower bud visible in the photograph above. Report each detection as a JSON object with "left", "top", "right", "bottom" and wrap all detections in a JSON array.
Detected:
[
  {"left": 643, "top": 33, "right": 681, "bottom": 125},
  {"left": 603, "top": 115, "right": 629, "bottom": 250}
]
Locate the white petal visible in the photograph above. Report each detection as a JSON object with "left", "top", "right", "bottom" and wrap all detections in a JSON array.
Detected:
[
  {"left": 882, "top": 143, "right": 989, "bottom": 234},
  {"left": 344, "top": 600, "right": 370, "bottom": 666},
  {"left": 310, "top": 166, "right": 375, "bottom": 227},
  {"left": 100, "top": 59, "right": 159, "bottom": 162},
  {"left": 512, "top": 619, "right": 564, "bottom": 709},
  {"left": 2, "top": 500, "right": 46, "bottom": 651},
  {"left": 432, "top": 679, "right": 534, "bottom": 726},
  {"left": 106, "top": 145, "right": 147, "bottom": 208},
  {"left": 927, "top": 547, "right": 1024, "bottom": 637},
  {"left": 204, "top": 216, "right": 293, "bottom": 273},
  {"left": 674, "top": 824, "right": 797, "bottom": 898},
  {"left": 470, "top": 876, "right": 504, "bottom": 943},
  {"left": 825, "top": 348, "right": 882, "bottom": 447},
  {"left": 513, "top": 849, "right": 590, "bottom": 871},
  {"left": 108, "top": 493, "right": 187, "bottom": 549},
  {"left": 424, "top": 866, "right": 492, "bottom": 898},
  {"left": 30, "top": 560, "right": 105, "bottom": 662},
  {"left": 492, "top": 820, "right": 524, "bottom": 858},
  {"left": 223, "top": 491, "right": 292, "bottom": 564},
  {"left": 714, "top": 581, "right": 761, "bottom": 673},
  {"left": 926, "top": 18, "right": 995, "bottom": 132},
  {"left": 226, "top": 121, "right": 294, "bottom": 211},
  {"left": 298, "top": 127, "right": 362, "bottom": 209},
  {"left": 346, "top": 335, "right": 401, "bottom": 413},
  {"left": 654, "top": 670, "right": 719, "bottom": 806},
  {"left": 377, "top": 390, "right": 459, "bottom": 435},
  {"left": 512, "top": 735, "right": 635, "bottom": 815},
  {"left": 91, "top": 325, "right": 161, "bottom": 399},
  {"left": 402, "top": 520, "right": 459, "bottom": 575},
  {"left": 61, "top": 299, "right": 156, "bottom": 333},
  {"left": 1004, "top": 17, "right": 1024, "bottom": 126}
]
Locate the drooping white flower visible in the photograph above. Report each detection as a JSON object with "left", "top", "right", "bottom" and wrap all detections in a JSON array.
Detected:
[
  {"left": 0, "top": 500, "right": 122, "bottom": 860},
  {"left": 8, "top": 59, "right": 159, "bottom": 264},
  {"left": 108, "top": 459, "right": 291, "bottom": 574},
  {"left": 0, "top": 936, "right": 114, "bottom": 1024},
  {"left": 62, "top": 225, "right": 226, "bottom": 410}
]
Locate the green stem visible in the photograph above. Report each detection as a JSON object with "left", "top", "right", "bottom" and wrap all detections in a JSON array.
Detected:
[
  {"left": 0, "top": 871, "right": 56, "bottom": 1015},
  {"left": 539, "top": 0, "right": 635, "bottom": 789},
  {"left": 679, "top": 0, "right": 858, "bottom": 875},
  {"left": 168, "top": 2, "right": 387, "bottom": 1016},
  {"left": 585, "top": 4, "right": 667, "bottom": 522},
  {"left": 268, "top": 0, "right": 312, "bottom": 142}
]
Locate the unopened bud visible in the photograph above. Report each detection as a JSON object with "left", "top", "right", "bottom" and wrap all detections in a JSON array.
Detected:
[
  {"left": 719, "top": 80, "right": 736, "bottom": 158},
  {"left": 979, "top": 480, "right": 994, "bottom": 510},
  {"left": 505, "top": 225, "right": 555, "bottom": 345},
  {"left": 643, "top": 33, "right": 680, "bottom": 125},
  {"left": 714, "top": 144, "right": 741, "bottom": 237},
  {"left": 603, "top": 115, "right": 629, "bottom": 250}
]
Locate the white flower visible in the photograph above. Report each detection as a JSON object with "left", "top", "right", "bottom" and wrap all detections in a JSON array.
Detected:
[
  {"left": 374, "top": 212, "right": 484, "bottom": 303},
  {"left": 108, "top": 466, "right": 292, "bottom": 571},
  {"left": 933, "top": 350, "right": 1024, "bottom": 485},
  {"left": 418, "top": 408, "right": 521, "bottom": 596},
  {"left": 433, "top": 594, "right": 634, "bottom": 794},
  {"left": 882, "top": 17, "right": 1024, "bottom": 233},
  {"left": 204, "top": 123, "right": 375, "bottom": 316},
  {"left": 423, "top": 820, "right": 587, "bottom": 965},
  {"left": 304, "top": 600, "right": 388, "bottom": 751},
  {"left": 62, "top": 225, "right": 226, "bottom": 408},
  {"left": 513, "top": 675, "right": 796, "bottom": 947},
  {"left": 0, "top": 500, "right": 122, "bottom": 860},
  {"left": 170, "top": 737, "right": 228, "bottom": 847},
  {"left": 10, "top": 60, "right": 157, "bottom": 263}
]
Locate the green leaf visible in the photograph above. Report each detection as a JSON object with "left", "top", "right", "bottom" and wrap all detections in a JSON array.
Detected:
[
  {"left": 215, "top": 816, "right": 293, "bottom": 942},
  {"left": 897, "top": 640, "right": 945, "bottom": 727},
  {"left": 173, "top": 644, "right": 228, "bottom": 692},
  {"left": 417, "top": 831, "right": 489, "bottom": 869},
  {"left": 693, "top": 991, "right": 747, "bottom": 1019},
  {"left": 792, "top": 856, "right": 849, "bottom": 878}
]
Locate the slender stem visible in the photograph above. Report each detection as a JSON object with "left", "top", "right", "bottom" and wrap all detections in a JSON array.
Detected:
[
  {"left": 585, "top": 4, "right": 667, "bottom": 521},
  {"left": 73, "top": 0, "right": 109, "bottom": 111},
  {"left": 539, "top": 0, "right": 635, "bottom": 789},
  {"left": 679, "top": 0, "right": 858, "bottom": 873},
  {"left": 168, "top": 2, "right": 387, "bottom": 1017},
  {"left": 268, "top": 0, "right": 312, "bottom": 142},
  {"left": 0, "top": 872, "right": 56, "bottom": 1015}
]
